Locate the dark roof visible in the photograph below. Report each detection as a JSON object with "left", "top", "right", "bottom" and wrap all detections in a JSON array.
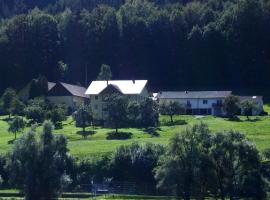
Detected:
[
  {"left": 59, "top": 82, "right": 89, "bottom": 98},
  {"left": 157, "top": 91, "right": 232, "bottom": 99}
]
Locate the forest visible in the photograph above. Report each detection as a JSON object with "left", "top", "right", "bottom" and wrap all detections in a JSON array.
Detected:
[{"left": 0, "top": 0, "right": 270, "bottom": 93}]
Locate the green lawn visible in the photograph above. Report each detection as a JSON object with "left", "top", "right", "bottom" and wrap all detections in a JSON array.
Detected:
[{"left": 0, "top": 110, "right": 270, "bottom": 158}]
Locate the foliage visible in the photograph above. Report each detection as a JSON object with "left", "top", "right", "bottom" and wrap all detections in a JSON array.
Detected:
[
  {"left": 24, "top": 98, "right": 47, "bottom": 123},
  {"left": 1, "top": 88, "right": 16, "bottom": 117},
  {"left": 97, "top": 64, "right": 112, "bottom": 80},
  {"left": 105, "top": 94, "right": 128, "bottom": 133},
  {"left": 73, "top": 105, "right": 93, "bottom": 135},
  {"left": 127, "top": 101, "right": 141, "bottom": 127},
  {"left": 110, "top": 142, "right": 165, "bottom": 186},
  {"left": 10, "top": 98, "right": 25, "bottom": 116},
  {"left": 160, "top": 101, "right": 185, "bottom": 123},
  {"left": 29, "top": 75, "right": 49, "bottom": 99},
  {"left": 241, "top": 99, "right": 257, "bottom": 120},
  {"left": 223, "top": 95, "right": 240, "bottom": 119},
  {"left": 0, "top": 0, "right": 270, "bottom": 93},
  {"left": 155, "top": 123, "right": 267, "bottom": 200},
  {"left": 7, "top": 121, "right": 71, "bottom": 200},
  {"left": 46, "top": 105, "right": 67, "bottom": 127},
  {"left": 8, "top": 116, "right": 25, "bottom": 140},
  {"left": 140, "top": 98, "right": 159, "bottom": 127}
]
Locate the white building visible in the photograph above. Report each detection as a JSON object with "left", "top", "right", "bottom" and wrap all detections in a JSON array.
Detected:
[
  {"left": 85, "top": 80, "right": 149, "bottom": 120},
  {"left": 156, "top": 91, "right": 264, "bottom": 116},
  {"left": 156, "top": 91, "right": 231, "bottom": 116}
]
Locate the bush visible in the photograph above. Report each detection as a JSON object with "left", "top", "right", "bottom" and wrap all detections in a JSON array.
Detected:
[
  {"left": 46, "top": 105, "right": 67, "bottom": 128},
  {"left": 110, "top": 143, "right": 165, "bottom": 186},
  {"left": 24, "top": 98, "right": 47, "bottom": 123},
  {"left": 106, "top": 131, "right": 132, "bottom": 140}
]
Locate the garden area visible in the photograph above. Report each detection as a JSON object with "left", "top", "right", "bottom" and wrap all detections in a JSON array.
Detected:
[{"left": 0, "top": 112, "right": 270, "bottom": 158}]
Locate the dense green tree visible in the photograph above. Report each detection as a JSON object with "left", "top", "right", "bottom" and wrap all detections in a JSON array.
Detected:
[
  {"left": 11, "top": 98, "right": 25, "bottom": 116},
  {"left": 29, "top": 75, "right": 49, "bottom": 99},
  {"left": 211, "top": 131, "right": 267, "bottom": 200},
  {"left": 24, "top": 98, "right": 47, "bottom": 123},
  {"left": 8, "top": 116, "right": 25, "bottom": 140},
  {"left": 223, "top": 95, "right": 240, "bottom": 119},
  {"left": 105, "top": 95, "right": 128, "bottom": 133},
  {"left": 155, "top": 123, "right": 214, "bottom": 200},
  {"left": 7, "top": 121, "right": 71, "bottom": 200},
  {"left": 1, "top": 88, "right": 16, "bottom": 118},
  {"left": 110, "top": 143, "right": 165, "bottom": 187},
  {"left": 127, "top": 101, "right": 141, "bottom": 127},
  {"left": 72, "top": 105, "right": 93, "bottom": 134},
  {"left": 1, "top": 0, "right": 270, "bottom": 97},
  {"left": 160, "top": 101, "right": 185, "bottom": 123},
  {"left": 46, "top": 105, "right": 67, "bottom": 127},
  {"left": 241, "top": 99, "right": 257, "bottom": 120},
  {"left": 140, "top": 98, "right": 159, "bottom": 127}
]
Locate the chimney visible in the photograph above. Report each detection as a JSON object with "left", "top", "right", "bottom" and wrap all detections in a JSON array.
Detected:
[
  {"left": 106, "top": 80, "right": 109, "bottom": 86},
  {"left": 132, "top": 80, "right": 135, "bottom": 84}
]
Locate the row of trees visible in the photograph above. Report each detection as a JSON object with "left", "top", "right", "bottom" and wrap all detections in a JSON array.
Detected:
[
  {"left": 1, "top": 0, "right": 270, "bottom": 92},
  {"left": 0, "top": 122, "right": 269, "bottom": 199}
]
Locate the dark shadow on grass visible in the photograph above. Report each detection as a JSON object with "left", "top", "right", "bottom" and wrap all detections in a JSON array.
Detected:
[
  {"left": 226, "top": 116, "right": 242, "bottom": 122},
  {"left": 54, "top": 123, "right": 63, "bottom": 130},
  {"left": 76, "top": 130, "right": 96, "bottom": 139},
  {"left": 245, "top": 117, "right": 261, "bottom": 122},
  {"left": 143, "top": 127, "right": 161, "bottom": 137},
  {"left": 162, "top": 119, "right": 187, "bottom": 126},
  {"left": 106, "top": 131, "right": 132, "bottom": 140},
  {"left": 2, "top": 117, "right": 11, "bottom": 122},
  {"left": 8, "top": 139, "right": 15, "bottom": 144}
]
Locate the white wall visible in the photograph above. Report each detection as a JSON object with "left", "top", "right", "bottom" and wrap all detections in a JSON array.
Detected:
[
  {"left": 47, "top": 96, "right": 86, "bottom": 109},
  {"left": 158, "top": 98, "right": 224, "bottom": 109},
  {"left": 90, "top": 89, "right": 149, "bottom": 120}
]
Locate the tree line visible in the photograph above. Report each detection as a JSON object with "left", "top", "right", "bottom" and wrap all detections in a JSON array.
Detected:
[
  {"left": 0, "top": 0, "right": 270, "bottom": 92},
  {"left": 0, "top": 122, "right": 269, "bottom": 199}
]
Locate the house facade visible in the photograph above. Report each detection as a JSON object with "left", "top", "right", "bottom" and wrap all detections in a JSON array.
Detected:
[
  {"left": 85, "top": 80, "right": 149, "bottom": 120},
  {"left": 47, "top": 82, "right": 89, "bottom": 109},
  {"left": 156, "top": 91, "right": 232, "bottom": 116},
  {"left": 156, "top": 91, "right": 264, "bottom": 116}
]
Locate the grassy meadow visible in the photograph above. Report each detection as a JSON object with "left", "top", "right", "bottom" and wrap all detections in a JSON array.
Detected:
[{"left": 0, "top": 106, "right": 269, "bottom": 158}]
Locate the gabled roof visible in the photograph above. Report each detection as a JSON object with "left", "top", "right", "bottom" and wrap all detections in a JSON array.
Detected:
[
  {"left": 85, "top": 80, "right": 148, "bottom": 95},
  {"left": 58, "top": 82, "right": 88, "bottom": 98},
  {"left": 157, "top": 91, "right": 232, "bottom": 99},
  {"left": 48, "top": 82, "right": 56, "bottom": 91}
]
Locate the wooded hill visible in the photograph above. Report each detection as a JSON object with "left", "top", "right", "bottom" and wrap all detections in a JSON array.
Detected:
[{"left": 0, "top": 0, "right": 270, "bottom": 93}]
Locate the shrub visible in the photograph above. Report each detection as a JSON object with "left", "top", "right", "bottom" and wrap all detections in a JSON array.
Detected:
[
  {"left": 110, "top": 142, "right": 165, "bottom": 186},
  {"left": 24, "top": 98, "right": 47, "bottom": 123}
]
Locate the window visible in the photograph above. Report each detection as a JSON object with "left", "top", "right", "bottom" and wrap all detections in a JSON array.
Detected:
[
  {"left": 94, "top": 105, "right": 98, "bottom": 110},
  {"left": 203, "top": 100, "right": 208, "bottom": 104},
  {"left": 187, "top": 100, "right": 191, "bottom": 105},
  {"left": 217, "top": 100, "right": 222, "bottom": 105},
  {"left": 95, "top": 95, "right": 98, "bottom": 100}
]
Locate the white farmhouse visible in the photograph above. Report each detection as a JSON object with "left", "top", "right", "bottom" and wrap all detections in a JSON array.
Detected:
[
  {"left": 85, "top": 80, "right": 149, "bottom": 120},
  {"left": 156, "top": 91, "right": 232, "bottom": 116}
]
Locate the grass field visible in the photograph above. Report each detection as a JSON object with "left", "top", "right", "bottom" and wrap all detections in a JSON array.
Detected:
[{"left": 0, "top": 106, "right": 270, "bottom": 158}]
